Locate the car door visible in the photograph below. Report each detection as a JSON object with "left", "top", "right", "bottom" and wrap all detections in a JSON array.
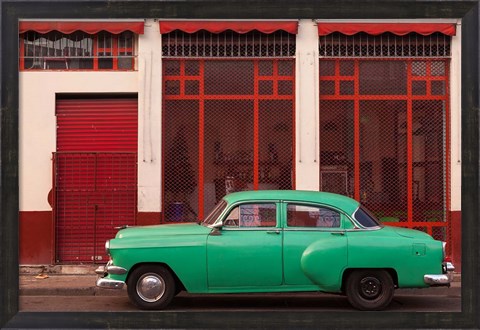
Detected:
[
  {"left": 206, "top": 202, "right": 283, "bottom": 289},
  {"left": 282, "top": 202, "right": 348, "bottom": 289}
]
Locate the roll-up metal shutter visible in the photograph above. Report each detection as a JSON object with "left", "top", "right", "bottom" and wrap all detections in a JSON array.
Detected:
[
  {"left": 56, "top": 99, "right": 138, "bottom": 152},
  {"left": 55, "top": 98, "right": 137, "bottom": 263}
]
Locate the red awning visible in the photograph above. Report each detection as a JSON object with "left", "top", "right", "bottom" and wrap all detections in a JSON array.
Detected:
[
  {"left": 159, "top": 21, "right": 298, "bottom": 34},
  {"left": 19, "top": 21, "right": 145, "bottom": 34},
  {"left": 317, "top": 23, "right": 456, "bottom": 36}
]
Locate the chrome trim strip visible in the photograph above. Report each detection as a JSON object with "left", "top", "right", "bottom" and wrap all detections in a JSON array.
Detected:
[{"left": 96, "top": 277, "right": 125, "bottom": 289}]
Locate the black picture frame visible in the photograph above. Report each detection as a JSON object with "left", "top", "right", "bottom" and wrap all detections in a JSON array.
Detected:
[{"left": 1, "top": 0, "right": 479, "bottom": 328}]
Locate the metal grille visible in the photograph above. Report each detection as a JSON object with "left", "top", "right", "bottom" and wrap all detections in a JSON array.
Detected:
[
  {"left": 163, "top": 59, "right": 295, "bottom": 222},
  {"left": 319, "top": 57, "right": 451, "bottom": 250},
  {"left": 162, "top": 30, "right": 295, "bottom": 58},
  {"left": 20, "top": 31, "right": 136, "bottom": 70},
  {"left": 54, "top": 152, "right": 137, "bottom": 263},
  {"left": 319, "top": 32, "right": 451, "bottom": 58}
]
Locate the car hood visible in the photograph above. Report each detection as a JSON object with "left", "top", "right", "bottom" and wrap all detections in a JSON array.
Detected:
[{"left": 115, "top": 223, "right": 212, "bottom": 239}]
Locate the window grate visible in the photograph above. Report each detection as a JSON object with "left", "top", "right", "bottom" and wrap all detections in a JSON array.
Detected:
[
  {"left": 319, "top": 32, "right": 451, "bottom": 58},
  {"left": 20, "top": 30, "right": 136, "bottom": 70},
  {"left": 162, "top": 30, "right": 296, "bottom": 58}
]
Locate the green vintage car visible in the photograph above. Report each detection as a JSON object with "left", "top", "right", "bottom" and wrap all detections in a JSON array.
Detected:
[{"left": 96, "top": 190, "right": 454, "bottom": 311}]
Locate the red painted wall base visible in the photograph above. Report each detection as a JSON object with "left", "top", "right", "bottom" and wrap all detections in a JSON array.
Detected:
[
  {"left": 450, "top": 211, "right": 462, "bottom": 273},
  {"left": 137, "top": 212, "right": 162, "bottom": 226},
  {"left": 19, "top": 211, "right": 54, "bottom": 264},
  {"left": 19, "top": 211, "right": 163, "bottom": 264}
]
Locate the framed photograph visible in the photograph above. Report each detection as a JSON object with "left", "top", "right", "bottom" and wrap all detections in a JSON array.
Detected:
[{"left": 1, "top": 1, "right": 479, "bottom": 328}]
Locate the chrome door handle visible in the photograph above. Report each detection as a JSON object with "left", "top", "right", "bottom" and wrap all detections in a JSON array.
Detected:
[
  {"left": 267, "top": 230, "right": 281, "bottom": 235},
  {"left": 331, "top": 232, "right": 345, "bottom": 236}
]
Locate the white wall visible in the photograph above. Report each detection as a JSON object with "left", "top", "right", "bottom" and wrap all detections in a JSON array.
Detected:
[
  {"left": 450, "top": 21, "right": 462, "bottom": 211},
  {"left": 137, "top": 19, "right": 163, "bottom": 213},
  {"left": 19, "top": 72, "right": 138, "bottom": 211},
  {"left": 295, "top": 19, "right": 320, "bottom": 190}
]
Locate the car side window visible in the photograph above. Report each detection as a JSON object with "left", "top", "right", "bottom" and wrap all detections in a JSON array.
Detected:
[
  {"left": 224, "top": 203, "right": 276, "bottom": 228},
  {"left": 287, "top": 204, "right": 341, "bottom": 228}
]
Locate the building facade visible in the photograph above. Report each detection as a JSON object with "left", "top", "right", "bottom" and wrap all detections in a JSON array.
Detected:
[{"left": 18, "top": 19, "right": 462, "bottom": 269}]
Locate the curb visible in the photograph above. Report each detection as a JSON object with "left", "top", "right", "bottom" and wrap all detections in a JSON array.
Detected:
[
  {"left": 19, "top": 274, "right": 127, "bottom": 296},
  {"left": 19, "top": 286, "right": 128, "bottom": 297},
  {"left": 20, "top": 264, "right": 97, "bottom": 276}
]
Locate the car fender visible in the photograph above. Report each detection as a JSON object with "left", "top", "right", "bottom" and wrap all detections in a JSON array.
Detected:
[{"left": 300, "top": 233, "right": 347, "bottom": 290}]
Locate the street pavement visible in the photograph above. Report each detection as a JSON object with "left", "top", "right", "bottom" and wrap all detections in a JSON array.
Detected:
[{"left": 18, "top": 265, "right": 461, "bottom": 297}]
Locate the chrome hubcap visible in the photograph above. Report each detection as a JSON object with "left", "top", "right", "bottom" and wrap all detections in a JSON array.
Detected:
[{"left": 136, "top": 273, "right": 166, "bottom": 303}]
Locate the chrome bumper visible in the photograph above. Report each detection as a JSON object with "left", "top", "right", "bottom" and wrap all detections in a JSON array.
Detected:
[
  {"left": 424, "top": 262, "right": 455, "bottom": 286},
  {"left": 95, "top": 262, "right": 127, "bottom": 290},
  {"left": 96, "top": 277, "right": 125, "bottom": 289}
]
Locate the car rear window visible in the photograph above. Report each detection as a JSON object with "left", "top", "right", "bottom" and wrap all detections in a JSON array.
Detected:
[{"left": 353, "top": 206, "right": 382, "bottom": 228}]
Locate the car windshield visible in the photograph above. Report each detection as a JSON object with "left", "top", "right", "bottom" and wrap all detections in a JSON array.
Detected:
[
  {"left": 353, "top": 206, "right": 382, "bottom": 228},
  {"left": 201, "top": 199, "right": 227, "bottom": 226}
]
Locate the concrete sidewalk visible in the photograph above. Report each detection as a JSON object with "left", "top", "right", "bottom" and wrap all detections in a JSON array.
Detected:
[
  {"left": 18, "top": 265, "right": 462, "bottom": 297},
  {"left": 19, "top": 265, "right": 125, "bottom": 296},
  {"left": 20, "top": 274, "right": 127, "bottom": 296}
]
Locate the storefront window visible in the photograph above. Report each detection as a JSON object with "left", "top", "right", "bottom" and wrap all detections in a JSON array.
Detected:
[
  {"left": 19, "top": 30, "right": 136, "bottom": 71},
  {"left": 319, "top": 31, "right": 451, "bottom": 245},
  {"left": 162, "top": 29, "right": 296, "bottom": 222}
]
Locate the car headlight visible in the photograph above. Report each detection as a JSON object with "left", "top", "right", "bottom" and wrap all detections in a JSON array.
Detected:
[{"left": 105, "top": 240, "right": 111, "bottom": 256}]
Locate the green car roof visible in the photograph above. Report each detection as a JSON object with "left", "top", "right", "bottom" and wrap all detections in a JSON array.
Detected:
[{"left": 222, "top": 190, "right": 360, "bottom": 215}]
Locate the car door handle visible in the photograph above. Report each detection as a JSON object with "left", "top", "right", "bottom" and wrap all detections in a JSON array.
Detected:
[
  {"left": 331, "top": 232, "right": 345, "bottom": 236},
  {"left": 267, "top": 230, "right": 281, "bottom": 235}
]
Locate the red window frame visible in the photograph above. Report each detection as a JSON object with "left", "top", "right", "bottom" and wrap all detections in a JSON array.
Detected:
[
  {"left": 319, "top": 57, "right": 451, "bottom": 242},
  {"left": 162, "top": 58, "right": 296, "bottom": 220}
]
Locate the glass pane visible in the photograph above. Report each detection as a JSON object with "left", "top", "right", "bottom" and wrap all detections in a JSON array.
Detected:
[
  {"left": 229, "top": 203, "right": 276, "bottom": 227},
  {"left": 287, "top": 204, "right": 340, "bottom": 228},
  {"left": 360, "top": 61, "right": 407, "bottom": 95},
  {"left": 319, "top": 100, "right": 354, "bottom": 197},
  {"left": 204, "top": 60, "right": 254, "bottom": 95},
  {"left": 359, "top": 100, "right": 407, "bottom": 220},
  {"left": 205, "top": 99, "right": 254, "bottom": 201},
  {"left": 163, "top": 100, "right": 199, "bottom": 222},
  {"left": 259, "top": 100, "right": 293, "bottom": 190},
  {"left": 412, "top": 100, "right": 446, "bottom": 222}
]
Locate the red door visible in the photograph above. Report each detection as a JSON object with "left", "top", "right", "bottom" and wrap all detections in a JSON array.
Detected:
[{"left": 55, "top": 98, "right": 138, "bottom": 263}]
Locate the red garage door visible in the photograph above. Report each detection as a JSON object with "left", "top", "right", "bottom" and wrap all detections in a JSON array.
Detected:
[{"left": 55, "top": 98, "right": 137, "bottom": 263}]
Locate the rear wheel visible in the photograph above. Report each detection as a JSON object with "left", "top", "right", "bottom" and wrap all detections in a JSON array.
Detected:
[
  {"left": 345, "top": 269, "right": 394, "bottom": 311},
  {"left": 127, "top": 265, "right": 176, "bottom": 310}
]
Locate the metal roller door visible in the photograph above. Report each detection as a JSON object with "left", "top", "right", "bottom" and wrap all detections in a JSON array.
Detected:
[{"left": 55, "top": 98, "right": 137, "bottom": 263}]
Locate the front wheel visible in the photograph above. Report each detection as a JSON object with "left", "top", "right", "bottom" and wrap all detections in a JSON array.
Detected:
[
  {"left": 127, "top": 265, "right": 176, "bottom": 310},
  {"left": 345, "top": 269, "right": 394, "bottom": 311}
]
